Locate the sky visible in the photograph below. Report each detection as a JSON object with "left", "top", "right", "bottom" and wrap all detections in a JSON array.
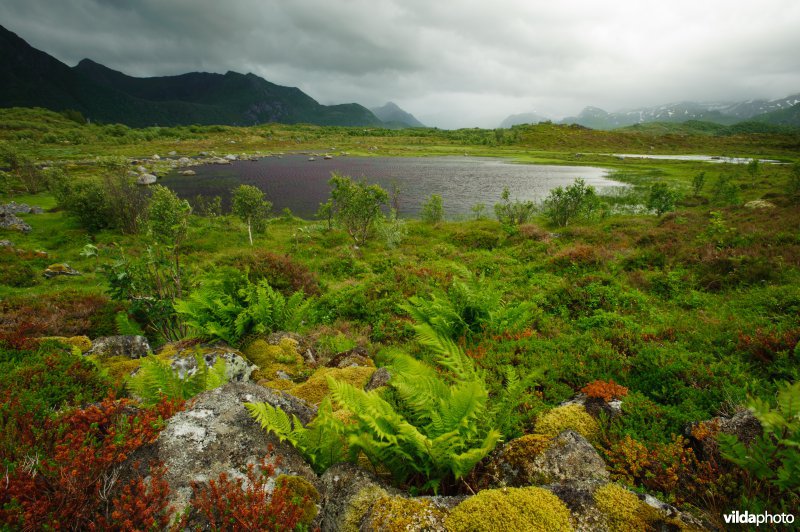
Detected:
[{"left": 2, "top": 0, "right": 800, "bottom": 129}]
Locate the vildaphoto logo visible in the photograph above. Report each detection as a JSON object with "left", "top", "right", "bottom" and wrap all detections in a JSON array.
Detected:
[{"left": 723, "top": 510, "right": 795, "bottom": 526}]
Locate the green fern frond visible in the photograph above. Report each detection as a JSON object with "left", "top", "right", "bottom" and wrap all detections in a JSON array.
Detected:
[
  {"left": 245, "top": 401, "right": 301, "bottom": 445},
  {"left": 128, "top": 354, "right": 227, "bottom": 405}
]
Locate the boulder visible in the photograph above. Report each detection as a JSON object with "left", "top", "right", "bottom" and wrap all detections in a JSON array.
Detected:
[
  {"left": 361, "top": 494, "right": 455, "bottom": 531},
  {"left": 42, "top": 263, "right": 80, "bottom": 278},
  {"left": 152, "top": 154, "right": 161, "bottom": 160},
  {"left": 1, "top": 202, "right": 43, "bottom": 215},
  {"left": 744, "top": 199, "right": 776, "bottom": 209},
  {"left": 168, "top": 150, "right": 177, "bottom": 156},
  {"left": 136, "top": 173, "right": 157, "bottom": 185},
  {"left": 688, "top": 408, "right": 762, "bottom": 460},
  {"left": 87, "top": 335, "right": 151, "bottom": 359},
  {"left": 178, "top": 169, "right": 196, "bottom": 176},
  {"left": 125, "top": 382, "right": 319, "bottom": 519},
  {"left": 160, "top": 343, "right": 257, "bottom": 383},
  {"left": 318, "top": 463, "right": 397, "bottom": 531},
  {"left": 0, "top": 239, "right": 13, "bottom": 247},
  {"left": 178, "top": 157, "right": 191, "bottom": 164},
  {"left": 0, "top": 212, "right": 31, "bottom": 233},
  {"left": 480, "top": 430, "right": 609, "bottom": 489},
  {"left": 225, "top": 154, "right": 238, "bottom": 161},
  {"left": 364, "top": 367, "right": 391, "bottom": 391},
  {"left": 326, "top": 346, "right": 374, "bottom": 368}
]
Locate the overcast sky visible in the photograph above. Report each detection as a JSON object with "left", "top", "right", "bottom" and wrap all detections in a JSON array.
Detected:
[{"left": 2, "top": 0, "right": 799, "bottom": 128}]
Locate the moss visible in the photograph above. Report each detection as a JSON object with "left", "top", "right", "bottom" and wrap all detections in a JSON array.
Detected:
[
  {"left": 258, "top": 378, "right": 296, "bottom": 391},
  {"left": 367, "top": 495, "right": 448, "bottom": 531},
  {"left": 594, "top": 483, "right": 660, "bottom": 532},
  {"left": 534, "top": 404, "right": 600, "bottom": 443},
  {"left": 243, "top": 337, "right": 305, "bottom": 381},
  {"left": 445, "top": 486, "right": 573, "bottom": 532},
  {"left": 91, "top": 355, "right": 141, "bottom": 383},
  {"left": 40, "top": 335, "right": 92, "bottom": 353},
  {"left": 342, "top": 485, "right": 388, "bottom": 531},
  {"left": 289, "top": 366, "right": 375, "bottom": 406},
  {"left": 502, "top": 434, "right": 553, "bottom": 468},
  {"left": 275, "top": 474, "right": 319, "bottom": 525}
]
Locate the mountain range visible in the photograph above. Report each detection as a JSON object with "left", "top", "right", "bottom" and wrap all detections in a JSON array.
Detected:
[
  {"left": 0, "top": 24, "right": 421, "bottom": 129},
  {"left": 503, "top": 95, "right": 800, "bottom": 130}
]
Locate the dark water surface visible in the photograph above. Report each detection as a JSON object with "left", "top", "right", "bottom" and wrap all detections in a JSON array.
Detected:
[{"left": 161, "top": 155, "right": 618, "bottom": 219}]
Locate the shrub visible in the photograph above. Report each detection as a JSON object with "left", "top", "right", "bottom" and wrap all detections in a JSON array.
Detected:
[
  {"left": 646, "top": 183, "right": 679, "bottom": 216},
  {"left": 450, "top": 228, "right": 500, "bottom": 250},
  {"left": 328, "top": 172, "right": 389, "bottom": 245},
  {"left": 494, "top": 187, "right": 536, "bottom": 226},
  {"left": 445, "top": 486, "right": 573, "bottom": 532},
  {"left": 148, "top": 184, "right": 191, "bottom": 247},
  {"left": 582, "top": 379, "right": 629, "bottom": 402},
  {"left": 711, "top": 174, "right": 740, "bottom": 205},
  {"left": 227, "top": 250, "right": 320, "bottom": 296},
  {"left": 692, "top": 171, "right": 706, "bottom": 196},
  {"left": 542, "top": 178, "right": 600, "bottom": 227},
  {"left": 420, "top": 194, "right": 444, "bottom": 224},
  {"left": 232, "top": 184, "right": 272, "bottom": 245},
  {"left": 375, "top": 209, "right": 408, "bottom": 248}
]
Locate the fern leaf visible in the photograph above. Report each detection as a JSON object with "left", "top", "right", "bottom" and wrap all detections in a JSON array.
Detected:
[{"left": 245, "top": 402, "right": 301, "bottom": 446}]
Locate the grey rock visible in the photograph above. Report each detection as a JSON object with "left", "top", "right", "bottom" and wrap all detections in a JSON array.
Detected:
[
  {"left": 561, "top": 394, "right": 623, "bottom": 419},
  {"left": 168, "top": 151, "right": 177, "bottom": 156},
  {"left": 87, "top": 335, "right": 150, "bottom": 359},
  {"left": 327, "top": 346, "right": 372, "bottom": 368},
  {"left": 0, "top": 212, "right": 31, "bottom": 233},
  {"left": 42, "top": 263, "right": 80, "bottom": 278},
  {"left": 163, "top": 343, "right": 257, "bottom": 383},
  {"left": 319, "top": 463, "right": 397, "bottom": 532},
  {"left": 0, "top": 240, "right": 13, "bottom": 247},
  {"left": 546, "top": 482, "right": 609, "bottom": 532},
  {"left": 1, "top": 201, "right": 42, "bottom": 215},
  {"left": 136, "top": 173, "right": 157, "bottom": 185},
  {"left": 178, "top": 157, "right": 191, "bottom": 164},
  {"left": 365, "top": 367, "right": 391, "bottom": 391},
  {"left": 136, "top": 165, "right": 147, "bottom": 173},
  {"left": 224, "top": 154, "right": 238, "bottom": 161},
  {"left": 178, "top": 169, "right": 196, "bottom": 176},
  {"left": 688, "top": 408, "right": 762, "bottom": 460},
  {"left": 125, "top": 382, "right": 319, "bottom": 519},
  {"left": 152, "top": 154, "right": 161, "bottom": 160}
]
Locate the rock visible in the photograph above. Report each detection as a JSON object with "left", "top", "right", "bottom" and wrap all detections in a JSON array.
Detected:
[
  {"left": 125, "top": 382, "right": 319, "bottom": 519},
  {"left": 225, "top": 154, "right": 238, "bottom": 161},
  {"left": 268, "top": 332, "right": 317, "bottom": 366},
  {"left": 136, "top": 165, "right": 147, "bottom": 173},
  {"left": 326, "top": 346, "right": 374, "bottom": 368},
  {"left": 178, "top": 169, "right": 196, "bottom": 176},
  {"left": 159, "top": 343, "right": 257, "bottom": 383},
  {"left": 319, "top": 463, "right": 397, "bottom": 531},
  {"left": 744, "top": 199, "right": 776, "bottom": 209},
  {"left": 361, "top": 494, "right": 453, "bottom": 531},
  {"left": 0, "top": 212, "right": 31, "bottom": 233},
  {"left": 136, "top": 173, "right": 157, "bottom": 185},
  {"left": 0, "top": 240, "right": 13, "bottom": 247},
  {"left": 168, "top": 150, "right": 177, "bottom": 156},
  {"left": 480, "top": 430, "right": 609, "bottom": 489},
  {"left": 87, "top": 335, "right": 151, "bottom": 359},
  {"left": 152, "top": 154, "right": 161, "bottom": 160},
  {"left": 561, "top": 393, "right": 624, "bottom": 419},
  {"left": 1, "top": 201, "right": 42, "bottom": 215},
  {"left": 42, "top": 263, "right": 80, "bottom": 278},
  {"left": 688, "top": 408, "right": 762, "bottom": 460},
  {"left": 178, "top": 157, "right": 191, "bottom": 164},
  {"left": 364, "top": 367, "right": 391, "bottom": 391}
]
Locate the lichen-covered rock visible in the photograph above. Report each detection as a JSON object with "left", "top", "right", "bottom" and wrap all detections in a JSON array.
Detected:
[
  {"left": 592, "top": 483, "right": 707, "bottom": 532},
  {"left": 365, "top": 367, "right": 391, "bottom": 391},
  {"left": 158, "top": 342, "right": 256, "bottom": 383},
  {"left": 87, "top": 335, "right": 150, "bottom": 359},
  {"left": 275, "top": 474, "right": 321, "bottom": 525},
  {"left": 43, "top": 263, "right": 80, "bottom": 278},
  {"left": 361, "top": 495, "right": 449, "bottom": 531},
  {"left": 0, "top": 211, "right": 31, "bottom": 233},
  {"left": 269, "top": 331, "right": 318, "bottom": 365},
  {"left": 125, "top": 382, "right": 318, "bottom": 517},
  {"left": 534, "top": 404, "right": 600, "bottom": 443},
  {"left": 319, "top": 463, "right": 397, "bottom": 532},
  {"left": 688, "top": 408, "right": 762, "bottom": 460},
  {"left": 482, "top": 431, "right": 608, "bottom": 488},
  {"left": 326, "top": 346, "right": 374, "bottom": 368},
  {"left": 547, "top": 482, "right": 609, "bottom": 532},
  {"left": 245, "top": 336, "right": 307, "bottom": 382},
  {"left": 444, "top": 486, "right": 573, "bottom": 532},
  {"left": 136, "top": 173, "right": 157, "bottom": 185},
  {"left": 561, "top": 394, "right": 623, "bottom": 419}
]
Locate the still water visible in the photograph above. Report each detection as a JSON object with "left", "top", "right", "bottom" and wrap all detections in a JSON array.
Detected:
[{"left": 161, "top": 155, "right": 618, "bottom": 219}]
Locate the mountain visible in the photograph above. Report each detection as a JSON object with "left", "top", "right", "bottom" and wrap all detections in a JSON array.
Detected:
[
  {"left": 0, "top": 24, "right": 382, "bottom": 128},
  {"left": 370, "top": 102, "right": 425, "bottom": 128},
  {"left": 751, "top": 102, "right": 800, "bottom": 127},
  {"left": 499, "top": 112, "right": 550, "bottom": 128},
  {"left": 561, "top": 94, "right": 800, "bottom": 130}
]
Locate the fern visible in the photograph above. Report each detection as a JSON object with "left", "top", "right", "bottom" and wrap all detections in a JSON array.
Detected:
[
  {"left": 115, "top": 311, "right": 145, "bottom": 336},
  {"left": 128, "top": 354, "right": 227, "bottom": 404},
  {"left": 175, "top": 267, "right": 310, "bottom": 346}
]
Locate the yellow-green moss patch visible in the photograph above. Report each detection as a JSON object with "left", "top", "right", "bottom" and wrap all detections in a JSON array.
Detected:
[
  {"left": 289, "top": 366, "right": 375, "bottom": 406},
  {"left": 367, "top": 495, "right": 448, "bottom": 531},
  {"left": 275, "top": 474, "right": 320, "bottom": 525},
  {"left": 445, "top": 486, "right": 573, "bottom": 532},
  {"left": 244, "top": 337, "right": 305, "bottom": 381},
  {"left": 594, "top": 483, "right": 660, "bottom": 532},
  {"left": 40, "top": 335, "right": 92, "bottom": 353},
  {"left": 342, "top": 485, "right": 388, "bottom": 531},
  {"left": 534, "top": 404, "right": 600, "bottom": 442}
]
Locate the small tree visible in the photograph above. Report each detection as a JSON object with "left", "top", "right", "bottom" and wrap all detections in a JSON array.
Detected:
[
  {"left": 471, "top": 203, "right": 486, "bottom": 220},
  {"left": 328, "top": 172, "right": 389, "bottom": 246},
  {"left": 316, "top": 200, "right": 334, "bottom": 230},
  {"left": 691, "top": 172, "right": 706, "bottom": 197},
  {"left": 148, "top": 185, "right": 191, "bottom": 248},
  {"left": 494, "top": 188, "right": 535, "bottom": 226},
  {"left": 646, "top": 183, "right": 679, "bottom": 216},
  {"left": 421, "top": 194, "right": 444, "bottom": 224},
  {"left": 232, "top": 185, "right": 272, "bottom": 245},
  {"left": 542, "top": 179, "right": 599, "bottom": 227}
]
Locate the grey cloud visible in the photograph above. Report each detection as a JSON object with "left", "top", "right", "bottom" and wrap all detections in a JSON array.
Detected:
[{"left": 1, "top": 0, "right": 799, "bottom": 128}]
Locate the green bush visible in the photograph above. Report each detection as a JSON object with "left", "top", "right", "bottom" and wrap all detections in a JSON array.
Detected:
[
  {"left": 494, "top": 187, "right": 535, "bottom": 226},
  {"left": 646, "top": 183, "right": 679, "bottom": 216},
  {"left": 420, "top": 194, "right": 444, "bottom": 224},
  {"left": 328, "top": 173, "right": 389, "bottom": 245},
  {"left": 542, "top": 178, "right": 600, "bottom": 227}
]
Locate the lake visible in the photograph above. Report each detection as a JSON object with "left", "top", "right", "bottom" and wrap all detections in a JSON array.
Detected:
[{"left": 161, "top": 155, "right": 617, "bottom": 219}]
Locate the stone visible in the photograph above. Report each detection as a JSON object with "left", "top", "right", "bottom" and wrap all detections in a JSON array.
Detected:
[
  {"left": 168, "top": 150, "right": 177, "bottom": 156},
  {"left": 160, "top": 343, "right": 257, "bottom": 383},
  {"left": 364, "top": 367, "right": 391, "bottom": 391},
  {"left": 318, "top": 463, "right": 397, "bottom": 531},
  {"left": 136, "top": 173, "right": 157, "bottom": 185},
  {"left": 136, "top": 165, "right": 147, "bottom": 173},
  {"left": 42, "top": 263, "right": 80, "bottom": 278},
  {"left": 480, "top": 430, "right": 608, "bottom": 489},
  {"left": 744, "top": 199, "right": 776, "bottom": 209},
  {"left": 178, "top": 157, "right": 191, "bottom": 164},
  {"left": 178, "top": 169, "right": 196, "bottom": 176},
  {"left": 0, "top": 212, "right": 31, "bottom": 233},
  {"left": 688, "top": 408, "right": 762, "bottom": 460},
  {"left": 1, "top": 201, "right": 42, "bottom": 215},
  {"left": 87, "top": 335, "right": 151, "bottom": 359},
  {"left": 152, "top": 154, "right": 161, "bottom": 160},
  {"left": 225, "top": 154, "right": 238, "bottom": 161},
  {"left": 124, "top": 382, "right": 319, "bottom": 520},
  {"left": 0, "top": 240, "right": 12, "bottom": 247},
  {"left": 326, "top": 346, "right": 373, "bottom": 368}
]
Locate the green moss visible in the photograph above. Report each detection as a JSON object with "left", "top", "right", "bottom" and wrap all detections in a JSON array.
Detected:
[
  {"left": 40, "top": 335, "right": 92, "bottom": 353},
  {"left": 342, "top": 485, "right": 388, "bottom": 532},
  {"left": 445, "top": 486, "right": 573, "bottom": 532},
  {"left": 367, "top": 495, "right": 448, "bottom": 531},
  {"left": 594, "top": 483, "right": 660, "bottom": 532},
  {"left": 289, "top": 366, "right": 375, "bottom": 406},
  {"left": 275, "top": 474, "right": 319, "bottom": 525},
  {"left": 534, "top": 404, "right": 600, "bottom": 443},
  {"left": 243, "top": 337, "right": 305, "bottom": 381},
  {"left": 92, "top": 355, "right": 141, "bottom": 384}
]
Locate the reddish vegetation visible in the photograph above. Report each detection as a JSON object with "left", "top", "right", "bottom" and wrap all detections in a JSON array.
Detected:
[
  {"left": 737, "top": 327, "right": 800, "bottom": 364},
  {"left": 581, "top": 379, "right": 629, "bottom": 402},
  {"left": 0, "top": 291, "right": 120, "bottom": 337}
]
